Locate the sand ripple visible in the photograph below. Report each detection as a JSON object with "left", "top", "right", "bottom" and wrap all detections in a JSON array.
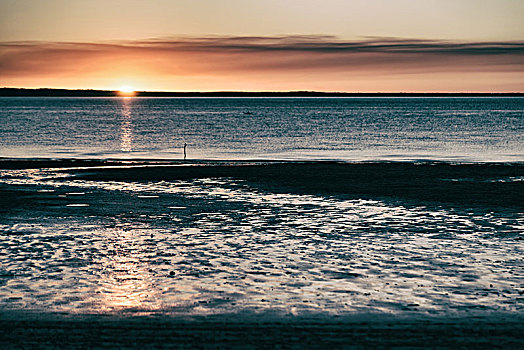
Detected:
[{"left": 0, "top": 167, "right": 523, "bottom": 316}]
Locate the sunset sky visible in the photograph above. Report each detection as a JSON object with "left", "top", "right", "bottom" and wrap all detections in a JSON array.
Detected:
[{"left": 1, "top": 0, "right": 523, "bottom": 92}]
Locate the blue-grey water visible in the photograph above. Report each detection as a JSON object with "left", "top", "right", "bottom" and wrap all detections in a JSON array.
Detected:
[
  {"left": 0, "top": 97, "right": 523, "bottom": 319},
  {"left": 1, "top": 97, "right": 523, "bottom": 161}
]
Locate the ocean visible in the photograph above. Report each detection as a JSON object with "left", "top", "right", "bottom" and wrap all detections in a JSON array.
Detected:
[
  {"left": 1, "top": 97, "right": 523, "bottom": 161},
  {"left": 0, "top": 97, "right": 523, "bottom": 347}
]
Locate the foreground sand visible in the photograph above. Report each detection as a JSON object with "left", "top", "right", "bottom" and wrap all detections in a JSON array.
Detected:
[{"left": 1, "top": 311, "right": 523, "bottom": 349}]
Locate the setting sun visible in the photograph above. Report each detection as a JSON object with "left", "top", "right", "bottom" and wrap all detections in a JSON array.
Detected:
[{"left": 118, "top": 85, "right": 135, "bottom": 96}]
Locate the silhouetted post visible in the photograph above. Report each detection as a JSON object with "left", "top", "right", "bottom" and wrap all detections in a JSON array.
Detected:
[{"left": 183, "top": 143, "right": 187, "bottom": 160}]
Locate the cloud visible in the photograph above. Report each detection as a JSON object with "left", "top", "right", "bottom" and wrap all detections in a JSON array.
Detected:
[{"left": 1, "top": 36, "right": 523, "bottom": 90}]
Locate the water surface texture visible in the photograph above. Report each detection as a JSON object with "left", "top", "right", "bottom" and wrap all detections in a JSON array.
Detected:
[
  {"left": 1, "top": 97, "right": 523, "bottom": 161},
  {"left": 0, "top": 162, "right": 522, "bottom": 317}
]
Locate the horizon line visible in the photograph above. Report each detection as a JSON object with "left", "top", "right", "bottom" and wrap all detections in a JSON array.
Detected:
[{"left": 1, "top": 87, "right": 522, "bottom": 96}]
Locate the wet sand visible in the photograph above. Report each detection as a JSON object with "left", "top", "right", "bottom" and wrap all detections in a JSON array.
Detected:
[
  {"left": 1, "top": 311, "right": 523, "bottom": 349},
  {"left": 0, "top": 160, "right": 523, "bottom": 348},
  {"left": 2, "top": 159, "right": 523, "bottom": 208}
]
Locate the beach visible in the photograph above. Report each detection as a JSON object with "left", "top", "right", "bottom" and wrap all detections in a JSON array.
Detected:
[
  {"left": 2, "top": 0, "right": 523, "bottom": 345},
  {"left": 0, "top": 160, "right": 523, "bottom": 347}
]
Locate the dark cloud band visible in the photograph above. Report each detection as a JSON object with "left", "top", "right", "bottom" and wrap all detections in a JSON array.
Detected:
[{"left": 1, "top": 36, "right": 523, "bottom": 86}]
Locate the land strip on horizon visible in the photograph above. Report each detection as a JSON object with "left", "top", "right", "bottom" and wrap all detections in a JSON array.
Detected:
[{"left": 0, "top": 88, "right": 522, "bottom": 97}]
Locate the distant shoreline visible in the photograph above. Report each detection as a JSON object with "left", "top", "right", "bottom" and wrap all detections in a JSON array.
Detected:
[{"left": 0, "top": 87, "right": 522, "bottom": 97}]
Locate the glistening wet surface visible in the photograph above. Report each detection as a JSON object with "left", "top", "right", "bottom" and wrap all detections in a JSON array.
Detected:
[{"left": 0, "top": 164, "right": 523, "bottom": 317}]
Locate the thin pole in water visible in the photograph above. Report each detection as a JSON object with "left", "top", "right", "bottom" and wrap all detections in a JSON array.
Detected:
[{"left": 183, "top": 143, "right": 187, "bottom": 160}]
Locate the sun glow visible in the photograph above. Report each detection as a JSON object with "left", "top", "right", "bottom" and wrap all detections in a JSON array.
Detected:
[{"left": 118, "top": 85, "right": 136, "bottom": 96}]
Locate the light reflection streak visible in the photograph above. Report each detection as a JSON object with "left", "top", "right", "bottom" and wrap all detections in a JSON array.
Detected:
[
  {"left": 120, "top": 98, "right": 133, "bottom": 152},
  {"left": 96, "top": 228, "right": 160, "bottom": 313}
]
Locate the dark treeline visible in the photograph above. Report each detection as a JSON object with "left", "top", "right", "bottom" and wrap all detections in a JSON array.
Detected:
[{"left": 0, "top": 88, "right": 522, "bottom": 97}]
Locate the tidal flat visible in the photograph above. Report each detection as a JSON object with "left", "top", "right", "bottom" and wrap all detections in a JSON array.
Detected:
[{"left": 0, "top": 160, "right": 523, "bottom": 347}]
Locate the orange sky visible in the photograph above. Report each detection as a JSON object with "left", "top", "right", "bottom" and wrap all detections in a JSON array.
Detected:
[{"left": 1, "top": 1, "right": 523, "bottom": 92}]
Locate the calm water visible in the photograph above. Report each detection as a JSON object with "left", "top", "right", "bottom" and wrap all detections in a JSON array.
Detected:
[{"left": 1, "top": 97, "right": 523, "bottom": 161}]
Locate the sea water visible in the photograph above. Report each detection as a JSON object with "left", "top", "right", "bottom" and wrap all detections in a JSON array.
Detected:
[
  {"left": 1, "top": 97, "right": 523, "bottom": 161},
  {"left": 0, "top": 97, "right": 523, "bottom": 318}
]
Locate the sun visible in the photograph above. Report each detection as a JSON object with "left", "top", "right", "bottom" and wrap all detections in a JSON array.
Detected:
[{"left": 118, "top": 86, "right": 136, "bottom": 96}]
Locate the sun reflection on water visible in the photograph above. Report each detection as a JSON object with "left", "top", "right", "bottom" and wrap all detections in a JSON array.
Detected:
[
  {"left": 120, "top": 99, "right": 133, "bottom": 152},
  {"left": 95, "top": 227, "right": 161, "bottom": 314}
]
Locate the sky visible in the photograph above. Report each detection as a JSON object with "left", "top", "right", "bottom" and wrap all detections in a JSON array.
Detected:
[{"left": 1, "top": 0, "right": 523, "bottom": 92}]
